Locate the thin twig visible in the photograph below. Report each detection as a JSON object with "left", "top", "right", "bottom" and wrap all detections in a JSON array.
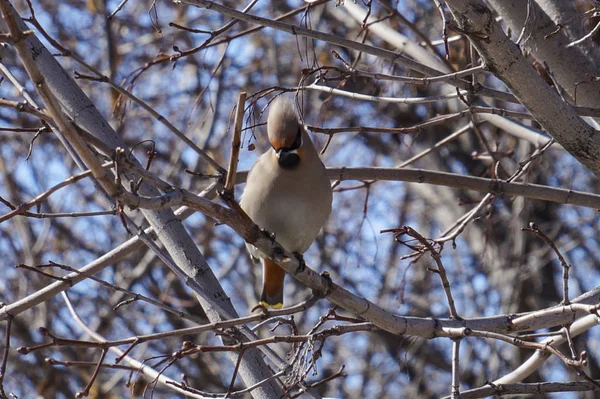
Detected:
[
  {"left": 562, "top": 326, "right": 578, "bottom": 359},
  {"left": 0, "top": 98, "right": 53, "bottom": 123},
  {"left": 17, "top": 295, "right": 321, "bottom": 357},
  {"left": 166, "top": 370, "right": 286, "bottom": 398},
  {"left": 398, "top": 124, "right": 471, "bottom": 168},
  {"left": 224, "top": 92, "right": 247, "bottom": 196},
  {"left": 225, "top": 349, "right": 245, "bottom": 398},
  {"left": 308, "top": 112, "right": 467, "bottom": 135},
  {"left": 0, "top": 162, "right": 113, "bottom": 223},
  {"left": 36, "top": 261, "right": 203, "bottom": 323},
  {"left": 436, "top": 134, "right": 556, "bottom": 243},
  {"left": 107, "top": 0, "right": 130, "bottom": 19},
  {"left": 388, "top": 226, "right": 459, "bottom": 318},
  {"left": 306, "top": 83, "right": 468, "bottom": 104},
  {"left": 180, "top": 322, "right": 376, "bottom": 357},
  {"left": 432, "top": 0, "right": 450, "bottom": 59},
  {"left": 0, "top": 316, "right": 12, "bottom": 399},
  {"left": 521, "top": 223, "right": 572, "bottom": 304},
  {"left": 339, "top": 59, "right": 485, "bottom": 84},
  {"left": 76, "top": 349, "right": 107, "bottom": 398},
  {"left": 168, "top": 0, "right": 260, "bottom": 61},
  {"left": 24, "top": 12, "right": 225, "bottom": 174},
  {"left": 463, "top": 328, "right": 587, "bottom": 368},
  {"left": 58, "top": 292, "right": 213, "bottom": 399},
  {"left": 567, "top": 19, "right": 600, "bottom": 48},
  {"left": 451, "top": 338, "right": 461, "bottom": 398},
  {"left": 45, "top": 357, "right": 139, "bottom": 371},
  {"left": 175, "top": 0, "right": 517, "bottom": 103}
]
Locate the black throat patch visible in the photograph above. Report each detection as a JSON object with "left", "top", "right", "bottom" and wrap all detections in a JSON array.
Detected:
[{"left": 278, "top": 152, "right": 300, "bottom": 169}]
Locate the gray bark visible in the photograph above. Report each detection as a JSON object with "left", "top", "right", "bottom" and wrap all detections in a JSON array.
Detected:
[
  {"left": 445, "top": 0, "right": 600, "bottom": 178},
  {"left": 487, "top": 0, "right": 600, "bottom": 107}
]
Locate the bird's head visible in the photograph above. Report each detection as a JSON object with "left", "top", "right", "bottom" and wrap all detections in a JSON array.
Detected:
[{"left": 267, "top": 97, "right": 303, "bottom": 169}]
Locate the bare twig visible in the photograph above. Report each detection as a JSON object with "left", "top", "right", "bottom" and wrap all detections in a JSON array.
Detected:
[
  {"left": 0, "top": 317, "right": 12, "bottom": 399},
  {"left": 494, "top": 313, "right": 600, "bottom": 385},
  {"left": 398, "top": 124, "right": 471, "bottom": 168},
  {"left": 436, "top": 135, "right": 556, "bottom": 243},
  {"left": 446, "top": 380, "right": 600, "bottom": 399},
  {"left": 224, "top": 92, "right": 247, "bottom": 196},
  {"left": 0, "top": 162, "right": 113, "bottom": 224},
  {"left": 175, "top": 0, "right": 517, "bottom": 104},
  {"left": 24, "top": 12, "right": 225, "bottom": 174},
  {"left": 32, "top": 261, "right": 204, "bottom": 322},
  {"left": 386, "top": 226, "right": 459, "bottom": 318},
  {"left": 107, "top": 0, "right": 130, "bottom": 19},
  {"left": 168, "top": 0, "right": 260, "bottom": 62},
  {"left": 56, "top": 292, "right": 216, "bottom": 399},
  {"left": 432, "top": 0, "right": 450, "bottom": 59},
  {"left": 308, "top": 113, "right": 467, "bottom": 136},
  {"left": 567, "top": 19, "right": 600, "bottom": 48},
  {"left": 75, "top": 349, "right": 107, "bottom": 398},
  {"left": 17, "top": 295, "right": 320, "bottom": 358},
  {"left": 166, "top": 371, "right": 286, "bottom": 398},
  {"left": 225, "top": 349, "right": 245, "bottom": 398},
  {"left": 462, "top": 328, "right": 587, "bottom": 368},
  {"left": 0, "top": 98, "right": 53, "bottom": 123},
  {"left": 451, "top": 338, "right": 461, "bottom": 398},
  {"left": 45, "top": 357, "right": 138, "bottom": 371},
  {"left": 306, "top": 83, "right": 468, "bottom": 104},
  {"left": 339, "top": 62, "right": 486, "bottom": 85},
  {"left": 180, "top": 322, "right": 377, "bottom": 357},
  {"left": 521, "top": 223, "right": 572, "bottom": 305},
  {"left": 0, "top": 182, "right": 219, "bottom": 323}
]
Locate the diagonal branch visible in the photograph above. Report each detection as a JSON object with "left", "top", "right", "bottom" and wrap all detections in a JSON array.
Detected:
[{"left": 444, "top": 0, "right": 600, "bottom": 178}]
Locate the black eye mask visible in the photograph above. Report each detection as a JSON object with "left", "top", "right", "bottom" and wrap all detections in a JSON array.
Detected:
[
  {"left": 288, "top": 127, "right": 302, "bottom": 151},
  {"left": 276, "top": 127, "right": 302, "bottom": 169},
  {"left": 275, "top": 126, "right": 302, "bottom": 152}
]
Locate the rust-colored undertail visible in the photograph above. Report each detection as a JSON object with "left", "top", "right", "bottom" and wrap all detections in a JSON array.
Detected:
[{"left": 259, "top": 257, "right": 285, "bottom": 309}]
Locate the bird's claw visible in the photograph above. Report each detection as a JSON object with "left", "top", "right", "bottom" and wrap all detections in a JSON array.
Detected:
[
  {"left": 294, "top": 252, "right": 306, "bottom": 274},
  {"left": 251, "top": 303, "right": 269, "bottom": 315},
  {"left": 261, "top": 228, "right": 276, "bottom": 241}
]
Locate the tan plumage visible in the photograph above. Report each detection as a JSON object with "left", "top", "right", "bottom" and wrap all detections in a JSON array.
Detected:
[{"left": 240, "top": 97, "right": 332, "bottom": 309}]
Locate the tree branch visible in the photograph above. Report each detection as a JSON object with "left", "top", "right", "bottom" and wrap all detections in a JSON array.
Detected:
[{"left": 444, "top": 0, "right": 600, "bottom": 177}]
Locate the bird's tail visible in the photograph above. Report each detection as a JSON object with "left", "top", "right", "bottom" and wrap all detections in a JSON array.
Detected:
[{"left": 259, "top": 257, "right": 285, "bottom": 309}]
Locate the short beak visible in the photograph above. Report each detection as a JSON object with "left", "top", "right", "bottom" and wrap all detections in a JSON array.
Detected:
[{"left": 276, "top": 148, "right": 300, "bottom": 169}]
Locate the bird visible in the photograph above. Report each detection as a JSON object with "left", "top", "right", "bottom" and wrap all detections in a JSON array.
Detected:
[{"left": 240, "top": 96, "right": 332, "bottom": 309}]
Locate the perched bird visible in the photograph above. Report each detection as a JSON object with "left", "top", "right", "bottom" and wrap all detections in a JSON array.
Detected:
[{"left": 240, "top": 97, "right": 332, "bottom": 309}]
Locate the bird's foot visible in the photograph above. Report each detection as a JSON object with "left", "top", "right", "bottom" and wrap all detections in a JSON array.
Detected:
[
  {"left": 293, "top": 252, "right": 306, "bottom": 274},
  {"left": 251, "top": 303, "right": 269, "bottom": 315},
  {"left": 261, "top": 228, "right": 276, "bottom": 242}
]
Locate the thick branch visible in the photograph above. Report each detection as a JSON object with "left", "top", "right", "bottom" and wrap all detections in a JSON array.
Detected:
[
  {"left": 241, "top": 167, "right": 600, "bottom": 210},
  {"left": 445, "top": 0, "right": 600, "bottom": 177}
]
